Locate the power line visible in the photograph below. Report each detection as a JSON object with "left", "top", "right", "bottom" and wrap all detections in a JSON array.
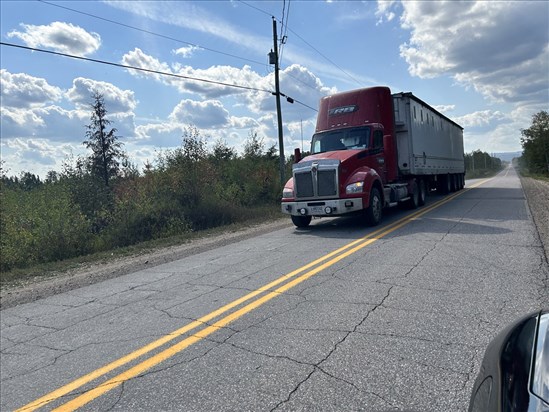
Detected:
[
  {"left": 237, "top": 0, "right": 362, "bottom": 88},
  {"left": 40, "top": 0, "right": 320, "bottom": 106},
  {"left": 1, "top": 41, "right": 318, "bottom": 112},
  {"left": 38, "top": 0, "right": 268, "bottom": 68},
  {"left": 279, "top": 0, "right": 291, "bottom": 65},
  {"left": 282, "top": 94, "right": 318, "bottom": 112},
  {"left": 0, "top": 42, "right": 273, "bottom": 94},
  {"left": 237, "top": 0, "right": 273, "bottom": 18},
  {"left": 285, "top": 26, "right": 362, "bottom": 87}
]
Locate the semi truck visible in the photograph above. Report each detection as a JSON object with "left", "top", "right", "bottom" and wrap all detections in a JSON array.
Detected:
[{"left": 281, "top": 86, "right": 465, "bottom": 228}]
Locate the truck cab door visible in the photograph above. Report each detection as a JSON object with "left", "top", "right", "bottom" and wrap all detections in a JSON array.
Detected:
[{"left": 372, "top": 129, "right": 387, "bottom": 183}]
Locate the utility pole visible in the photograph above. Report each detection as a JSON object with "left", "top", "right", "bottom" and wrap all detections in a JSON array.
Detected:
[{"left": 269, "top": 17, "right": 285, "bottom": 184}]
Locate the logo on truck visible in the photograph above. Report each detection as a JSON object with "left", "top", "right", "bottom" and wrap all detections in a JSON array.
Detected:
[{"left": 328, "top": 105, "right": 358, "bottom": 116}]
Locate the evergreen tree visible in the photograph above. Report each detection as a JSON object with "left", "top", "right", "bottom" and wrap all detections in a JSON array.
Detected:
[
  {"left": 83, "top": 91, "right": 126, "bottom": 186},
  {"left": 521, "top": 111, "right": 549, "bottom": 175}
]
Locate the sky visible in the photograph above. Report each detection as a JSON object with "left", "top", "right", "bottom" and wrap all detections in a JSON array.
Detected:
[{"left": 1, "top": 0, "right": 548, "bottom": 178}]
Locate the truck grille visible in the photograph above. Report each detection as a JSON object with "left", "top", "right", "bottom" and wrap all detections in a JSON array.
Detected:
[{"left": 294, "top": 164, "right": 338, "bottom": 199}]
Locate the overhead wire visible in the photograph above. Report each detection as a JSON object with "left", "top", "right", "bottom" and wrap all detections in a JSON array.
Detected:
[
  {"left": 237, "top": 0, "right": 362, "bottom": 88},
  {"left": 0, "top": 42, "right": 273, "bottom": 94},
  {"left": 285, "top": 26, "right": 362, "bottom": 87},
  {"left": 279, "top": 0, "right": 291, "bottom": 65},
  {"left": 14, "top": 1, "right": 319, "bottom": 112},
  {"left": 37, "top": 0, "right": 269, "bottom": 68},
  {"left": 1, "top": 41, "right": 315, "bottom": 111}
]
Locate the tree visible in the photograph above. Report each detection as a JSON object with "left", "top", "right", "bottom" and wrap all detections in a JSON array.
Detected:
[
  {"left": 83, "top": 91, "right": 126, "bottom": 186},
  {"left": 521, "top": 111, "right": 549, "bottom": 175}
]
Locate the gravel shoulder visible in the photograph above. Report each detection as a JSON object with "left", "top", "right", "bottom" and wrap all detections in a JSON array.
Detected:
[
  {"left": 1, "top": 177, "right": 548, "bottom": 310},
  {"left": 520, "top": 176, "right": 549, "bottom": 262}
]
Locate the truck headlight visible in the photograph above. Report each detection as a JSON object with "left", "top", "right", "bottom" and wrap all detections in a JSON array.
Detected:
[
  {"left": 282, "top": 188, "right": 294, "bottom": 198},
  {"left": 346, "top": 182, "right": 364, "bottom": 194}
]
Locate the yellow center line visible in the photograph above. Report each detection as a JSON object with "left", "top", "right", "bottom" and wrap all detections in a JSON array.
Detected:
[{"left": 17, "top": 178, "right": 492, "bottom": 411}]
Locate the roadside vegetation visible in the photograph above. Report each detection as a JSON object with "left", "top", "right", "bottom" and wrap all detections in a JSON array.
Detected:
[
  {"left": 518, "top": 111, "right": 549, "bottom": 180},
  {"left": 464, "top": 150, "right": 503, "bottom": 179},
  {"left": 0, "top": 92, "right": 285, "bottom": 276}
]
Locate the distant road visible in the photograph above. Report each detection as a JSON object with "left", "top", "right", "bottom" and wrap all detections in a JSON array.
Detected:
[{"left": 2, "top": 166, "right": 547, "bottom": 411}]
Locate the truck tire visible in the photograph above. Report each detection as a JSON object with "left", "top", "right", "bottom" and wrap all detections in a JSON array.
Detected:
[
  {"left": 452, "top": 174, "right": 459, "bottom": 192},
  {"left": 291, "top": 215, "right": 312, "bottom": 228},
  {"left": 418, "top": 179, "right": 427, "bottom": 206},
  {"left": 364, "top": 187, "right": 382, "bottom": 226},
  {"left": 438, "top": 174, "right": 451, "bottom": 194},
  {"left": 407, "top": 180, "right": 420, "bottom": 209}
]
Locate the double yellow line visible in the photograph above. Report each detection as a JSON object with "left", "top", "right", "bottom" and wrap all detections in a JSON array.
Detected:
[{"left": 17, "top": 179, "right": 490, "bottom": 411}]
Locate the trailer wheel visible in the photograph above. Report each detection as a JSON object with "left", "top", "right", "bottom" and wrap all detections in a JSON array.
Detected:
[
  {"left": 438, "top": 174, "right": 451, "bottom": 194},
  {"left": 407, "top": 180, "right": 420, "bottom": 209},
  {"left": 450, "top": 174, "right": 457, "bottom": 192},
  {"left": 418, "top": 179, "right": 427, "bottom": 206},
  {"left": 365, "top": 187, "right": 382, "bottom": 226},
  {"left": 291, "top": 215, "right": 312, "bottom": 228}
]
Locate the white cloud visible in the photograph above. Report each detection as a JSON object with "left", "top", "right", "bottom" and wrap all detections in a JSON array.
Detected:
[
  {"left": 7, "top": 21, "right": 101, "bottom": 56},
  {"left": 1, "top": 73, "right": 136, "bottom": 144},
  {"left": 454, "top": 110, "right": 506, "bottom": 128},
  {"left": 0, "top": 70, "right": 63, "bottom": 108},
  {"left": 375, "top": 0, "right": 398, "bottom": 24},
  {"left": 122, "top": 48, "right": 266, "bottom": 98},
  {"left": 173, "top": 45, "right": 201, "bottom": 58},
  {"left": 106, "top": 1, "right": 268, "bottom": 56},
  {"left": 1, "top": 138, "right": 80, "bottom": 177},
  {"left": 432, "top": 104, "right": 456, "bottom": 114},
  {"left": 66, "top": 77, "right": 137, "bottom": 113},
  {"left": 134, "top": 122, "right": 186, "bottom": 147},
  {"left": 120, "top": 49, "right": 333, "bottom": 121},
  {"left": 379, "top": 1, "right": 548, "bottom": 106},
  {"left": 169, "top": 99, "right": 230, "bottom": 128}
]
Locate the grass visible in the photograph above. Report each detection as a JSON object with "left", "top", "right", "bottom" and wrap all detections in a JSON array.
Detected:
[
  {"left": 465, "top": 168, "right": 503, "bottom": 180},
  {"left": 518, "top": 170, "right": 549, "bottom": 182},
  {"left": 0, "top": 204, "right": 283, "bottom": 290}
]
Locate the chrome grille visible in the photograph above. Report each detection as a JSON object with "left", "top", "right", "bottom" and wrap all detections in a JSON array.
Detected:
[
  {"left": 295, "top": 172, "right": 314, "bottom": 198},
  {"left": 317, "top": 170, "right": 337, "bottom": 196},
  {"left": 293, "top": 160, "right": 339, "bottom": 199}
]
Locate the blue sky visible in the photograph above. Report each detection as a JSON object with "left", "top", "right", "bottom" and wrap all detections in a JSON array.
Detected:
[{"left": 1, "top": 0, "right": 548, "bottom": 178}]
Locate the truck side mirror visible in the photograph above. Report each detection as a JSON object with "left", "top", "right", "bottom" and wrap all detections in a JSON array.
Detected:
[{"left": 294, "top": 148, "right": 302, "bottom": 163}]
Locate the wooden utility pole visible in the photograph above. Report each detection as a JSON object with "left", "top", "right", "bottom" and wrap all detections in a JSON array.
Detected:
[{"left": 271, "top": 17, "right": 285, "bottom": 183}]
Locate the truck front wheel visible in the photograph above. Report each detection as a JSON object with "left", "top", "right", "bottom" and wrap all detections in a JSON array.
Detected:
[
  {"left": 365, "top": 187, "right": 382, "bottom": 226},
  {"left": 291, "top": 215, "right": 312, "bottom": 228}
]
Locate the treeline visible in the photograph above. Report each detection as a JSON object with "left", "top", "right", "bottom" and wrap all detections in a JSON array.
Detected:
[
  {"left": 0, "top": 127, "right": 284, "bottom": 272},
  {"left": 464, "top": 150, "right": 503, "bottom": 178},
  {"left": 519, "top": 111, "right": 549, "bottom": 176}
]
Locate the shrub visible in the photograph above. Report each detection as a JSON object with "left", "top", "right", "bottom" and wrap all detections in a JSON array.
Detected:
[{"left": 1, "top": 183, "right": 91, "bottom": 271}]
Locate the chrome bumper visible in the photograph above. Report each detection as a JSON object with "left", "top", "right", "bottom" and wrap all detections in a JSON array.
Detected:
[{"left": 281, "top": 198, "right": 364, "bottom": 217}]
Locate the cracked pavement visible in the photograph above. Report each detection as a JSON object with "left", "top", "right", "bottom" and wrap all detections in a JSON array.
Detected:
[{"left": 1, "top": 168, "right": 547, "bottom": 411}]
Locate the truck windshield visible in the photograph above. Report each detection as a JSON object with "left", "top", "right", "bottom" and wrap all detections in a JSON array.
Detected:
[{"left": 311, "top": 127, "right": 371, "bottom": 154}]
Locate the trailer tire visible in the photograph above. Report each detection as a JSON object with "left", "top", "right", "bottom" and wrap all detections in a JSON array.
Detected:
[
  {"left": 408, "top": 180, "right": 420, "bottom": 209},
  {"left": 365, "top": 187, "right": 382, "bottom": 226},
  {"left": 418, "top": 179, "right": 427, "bottom": 206},
  {"left": 450, "top": 174, "right": 457, "bottom": 192},
  {"left": 291, "top": 215, "right": 312, "bottom": 228},
  {"left": 438, "top": 174, "right": 451, "bottom": 194}
]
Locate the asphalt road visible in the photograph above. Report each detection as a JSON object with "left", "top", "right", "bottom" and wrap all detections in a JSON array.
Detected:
[{"left": 1, "top": 166, "right": 547, "bottom": 412}]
